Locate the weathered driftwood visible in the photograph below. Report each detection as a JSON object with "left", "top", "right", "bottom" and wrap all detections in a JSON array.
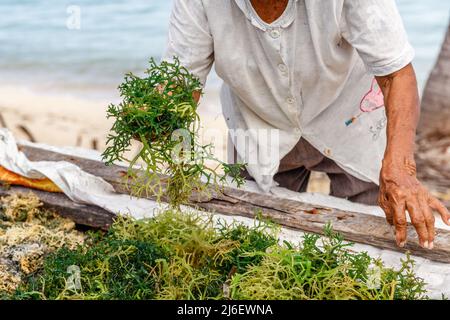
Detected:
[
  {"left": 13, "top": 144, "right": 450, "bottom": 263},
  {"left": 419, "top": 22, "right": 450, "bottom": 136},
  {"left": 416, "top": 136, "right": 450, "bottom": 191},
  {"left": 0, "top": 185, "right": 114, "bottom": 230},
  {"left": 416, "top": 22, "right": 450, "bottom": 208}
]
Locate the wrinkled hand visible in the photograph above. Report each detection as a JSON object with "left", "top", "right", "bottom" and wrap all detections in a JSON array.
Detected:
[{"left": 379, "top": 158, "right": 450, "bottom": 249}]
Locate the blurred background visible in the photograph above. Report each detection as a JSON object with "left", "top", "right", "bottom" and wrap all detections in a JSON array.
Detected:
[{"left": 0, "top": 0, "right": 449, "bottom": 198}]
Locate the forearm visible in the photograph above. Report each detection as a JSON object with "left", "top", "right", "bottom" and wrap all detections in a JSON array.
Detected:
[
  {"left": 375, "top": 64, "right": 450, "bottom": 249},
  {"left": 376, "top": 64, "right": 420, "bottom": 168}
]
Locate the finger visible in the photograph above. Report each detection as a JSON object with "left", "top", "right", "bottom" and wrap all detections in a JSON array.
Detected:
[
  {"left": 392, "top": 202, "right": 407, "bottom": 247},
  {"left": 378, "top": 192, "right": 394, "bottom": 225},
  {"left": 429, "top": 196, "right": 450, "bottom": 226},
  {"left": 406, "top": 200, "right": 429, "bottom": 249},
  {"left": 419, "top": 195, "right": 435, "bottom": 249}
]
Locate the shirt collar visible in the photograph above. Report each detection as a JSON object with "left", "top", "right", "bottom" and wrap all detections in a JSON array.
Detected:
[{"left": 234, "top": 0, "right": 298, "bottom": 31}]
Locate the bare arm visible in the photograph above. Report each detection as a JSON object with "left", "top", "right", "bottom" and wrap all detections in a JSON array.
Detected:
[{"left": 376, "top": 63, "right": 450, "bottom": 249}]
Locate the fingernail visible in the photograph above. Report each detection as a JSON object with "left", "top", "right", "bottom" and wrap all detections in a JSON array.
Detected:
[
  {"left": 423, "top": 241, "right": 429, "bottom": 249},
  {"left": 429, "top": 242, "right": 434, "bottom": 250}
]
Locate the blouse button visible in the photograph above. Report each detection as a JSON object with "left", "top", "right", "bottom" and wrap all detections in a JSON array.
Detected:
[
  {"left": 270, "top": 29, "right": 281, "bottom": 39},
  {"left": 278, "top": 63, "right": 288, "bottom": 73}
]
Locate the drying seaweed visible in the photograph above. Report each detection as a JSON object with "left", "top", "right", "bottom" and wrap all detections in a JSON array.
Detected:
[
  {"left": 0, "top": 193, "right": 86, "bottom": 296},
  {"left": 229, "top": 226, "right": 427, "bottom": 300},
  {"left": 14, "top": 238, "right": 166, "bottom": 300},
  {"left": 102, "top": 58, "right": 245, "bottom": 208},
  {"left": 6, "top": 209, "right": 428, "bottom": 300}
]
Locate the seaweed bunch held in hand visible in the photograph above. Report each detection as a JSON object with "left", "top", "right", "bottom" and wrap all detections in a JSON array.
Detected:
[{"left": 102, "top": 58, "right": 244, "bottom": 207}]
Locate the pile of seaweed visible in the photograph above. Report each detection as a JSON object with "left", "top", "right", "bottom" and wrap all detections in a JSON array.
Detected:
[
  {"left": 0, "top": 193, "right": 86, "bottom": 296},
  {"left": 1, "top": 198, "right": 428, "bottom": 300}
]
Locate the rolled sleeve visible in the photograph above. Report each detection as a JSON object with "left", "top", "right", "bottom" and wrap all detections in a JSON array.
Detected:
[
  {"left": 341, "top": 0, "right": 415, "bottom": 76},
  {"left": 162, "top": 0, "right": 214, "bottom": 85}
]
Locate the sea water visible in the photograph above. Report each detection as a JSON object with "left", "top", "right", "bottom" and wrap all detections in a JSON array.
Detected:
[{"left": 0, "top": 0, "right": 448, "bottom": 100}]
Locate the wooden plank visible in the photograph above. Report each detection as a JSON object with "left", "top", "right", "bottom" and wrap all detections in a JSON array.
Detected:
[
  {"left": 195, "top": 199, "right": 450, "bottom": 263},
  {"left": 0, "top": 185, "right": 114, "bottom": 230},
  {"left": 15, "top": 144, "right": 450, "bottom": 263}
]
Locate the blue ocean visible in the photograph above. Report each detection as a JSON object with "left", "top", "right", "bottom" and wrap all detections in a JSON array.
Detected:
[{"left": 0, "top": 0, "right": 449, "bottom": 99}]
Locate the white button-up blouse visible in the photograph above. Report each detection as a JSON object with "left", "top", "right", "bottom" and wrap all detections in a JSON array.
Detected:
[{"left": 163, "top": 0, "right": 415, "bottom": 193}]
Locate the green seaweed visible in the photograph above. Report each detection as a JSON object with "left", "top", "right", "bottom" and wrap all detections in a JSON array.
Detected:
[
  {"left": 101, "top": 58, "right": 245, "bottom": 208},
  {"left": 229, "top": 225, "right": 428, "bottom": 300},
  {"left": 12, "top": 236, "right": 166, "bottom": 300},
  {"left": 6, "top": 211, "right": 428, "bottom": 301},
  {"left": 216, "top": 218, "right": 279, "bottom": 275}
]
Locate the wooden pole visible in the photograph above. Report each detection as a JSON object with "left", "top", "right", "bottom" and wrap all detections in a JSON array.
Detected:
[
  {"left": 5, "top": 144, "right": 448, "bottom": 263},
  {"left": 0, "top": 185, "right": 114, "bottom": 230}
]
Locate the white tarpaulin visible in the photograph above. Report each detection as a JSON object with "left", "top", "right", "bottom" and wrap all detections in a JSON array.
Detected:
[
  {"left": 0, "top": 128, "right": 449, "bottom": 298},
  {"left": 0, "top": 128, "right": 160, "bottom": 219}
]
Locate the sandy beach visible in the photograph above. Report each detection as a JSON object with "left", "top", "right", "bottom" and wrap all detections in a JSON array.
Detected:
[
  {"left": 0, "top": 84, "right": 226, "bottom": 151},
  {"left": 0, "top": 85, "right": 112, "bottom": 150}
]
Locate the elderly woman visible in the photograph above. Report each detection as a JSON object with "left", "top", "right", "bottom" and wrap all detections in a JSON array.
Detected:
[{"left": 162, "top": 0, "right": 449, "bottom": 249}]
